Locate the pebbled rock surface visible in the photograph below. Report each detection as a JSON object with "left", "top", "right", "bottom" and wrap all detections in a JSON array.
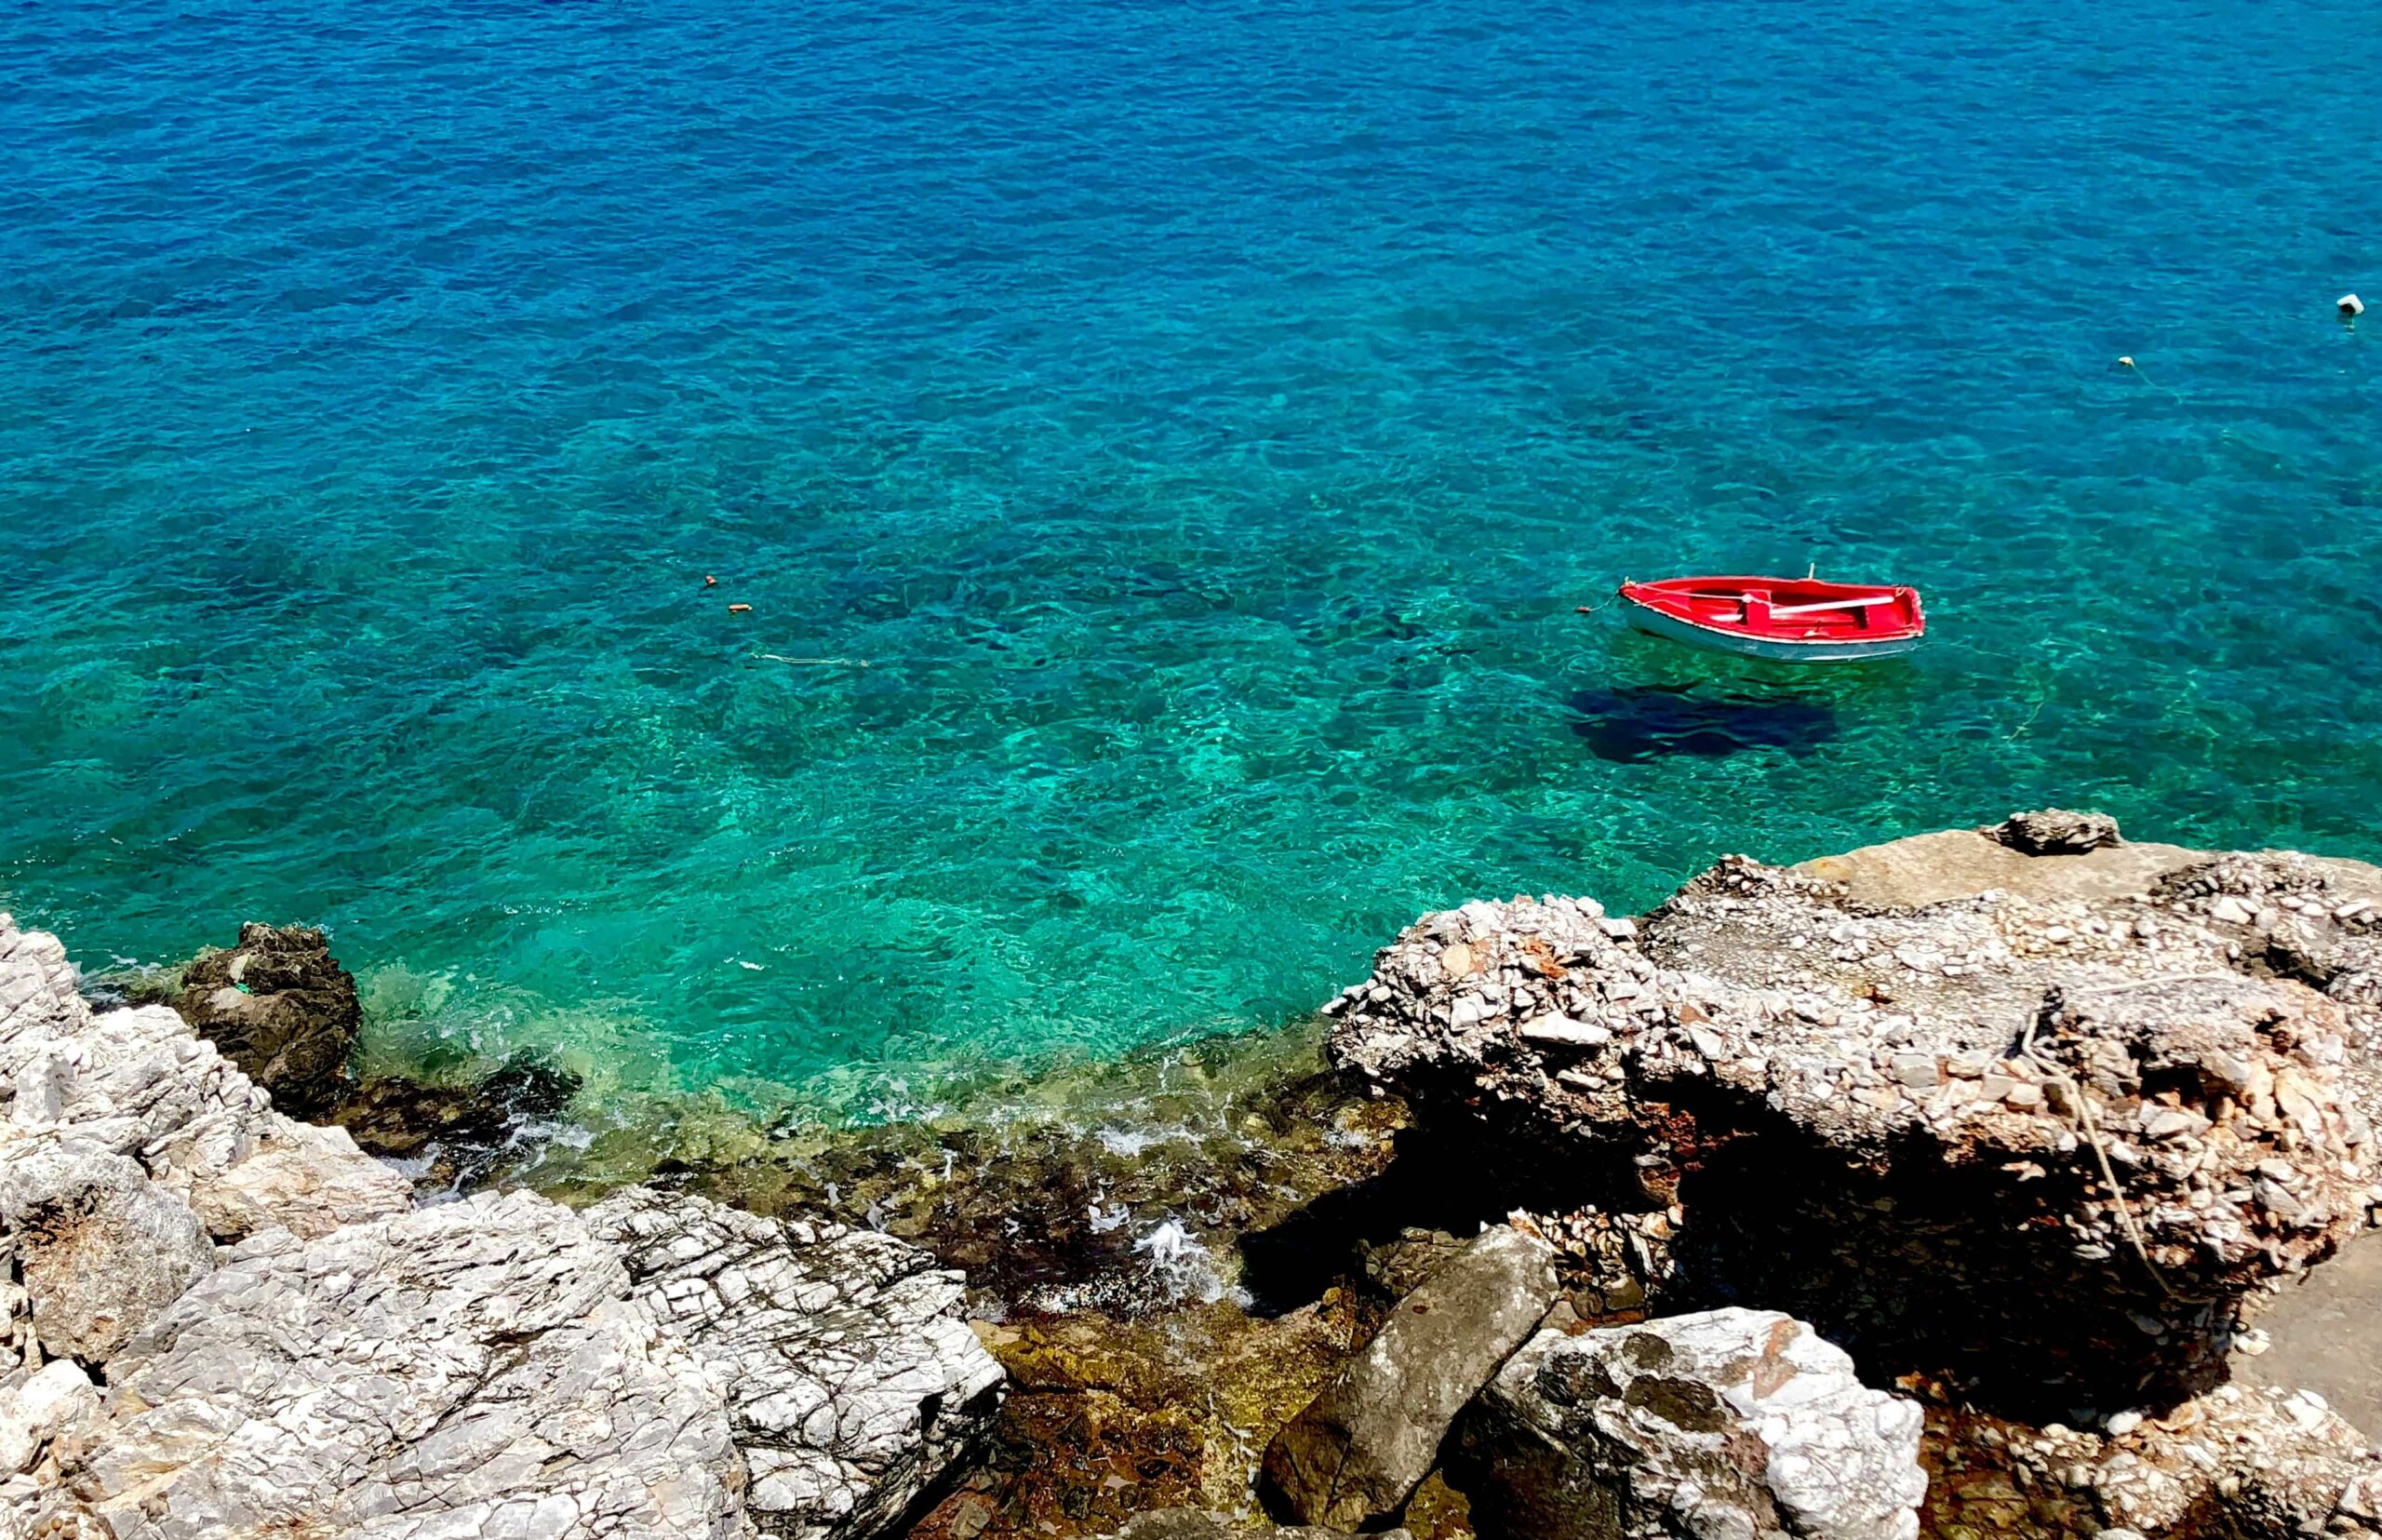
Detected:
[
  {"left": 1460, "top": 1307, "right": 1927, "bottom": 1540},
  {"left": 174, "top": 922, "right": 362, "bottom": 1118},
  {"left": 1323, "top": 818, "right": 2382, "bottom": 1413},
  {"left": 587, "top": 1186, "right": 1006, "bottom": 1540},
  {"left": 1261, "top": 1226, "right": 1558, "bottom": 1530},
  {"left": 1923, "top": 1382, "right": 2382, "bottom": 1538}
]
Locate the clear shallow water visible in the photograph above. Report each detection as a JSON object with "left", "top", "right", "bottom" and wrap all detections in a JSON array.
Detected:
[{"left": 4, "top": 0, "right": 2377, "bottom": 1117}]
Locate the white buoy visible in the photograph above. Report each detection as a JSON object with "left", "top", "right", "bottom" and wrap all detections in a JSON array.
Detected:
[{"left": 2342, "top": 294, "right": 2366, "bottom": 317}]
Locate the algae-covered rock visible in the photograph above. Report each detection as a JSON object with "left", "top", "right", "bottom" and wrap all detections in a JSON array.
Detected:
[
  {"left": 1988, "top": 810, "right": 2123, "bottom": 856},
  {"left": 329, "top": 1049, "right": 582, "bottom": 1191},
  {"left": 1104, "top": 1512, "right": 1412, "bottom": 1540},
  {"left": 964, "top": 1295, "right": 1367, "bottom": 1538}
]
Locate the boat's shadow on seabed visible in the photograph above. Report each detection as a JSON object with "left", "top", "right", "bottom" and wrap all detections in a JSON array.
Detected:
[{"left": 1565, "top": 681, "right": 1840, "bottom": 763}]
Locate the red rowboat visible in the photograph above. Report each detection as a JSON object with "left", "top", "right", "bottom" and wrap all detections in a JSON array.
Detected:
[{"left": 1608, "top": 575, "right": 1926, "bottom": 662}]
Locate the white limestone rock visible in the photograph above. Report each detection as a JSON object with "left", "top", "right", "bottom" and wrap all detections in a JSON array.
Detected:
[
  {"left": 1462, "top": 1308, "right": 1928, "bottom": 1540},
  {"left": 0, "top": 1135, "right": 215, "bottom": 1363},
  {"left": 1321, "top": 836, "right": 2382, "bottom": 1413},
  {"left": 182, "top": 1118, "right": 414, "bottom": 1240},
  {"left": 68, "top": 1188, "right": 750, "bottom": 1540},
  {"left": 585, "top": 1186, "right": 1006, "bottom": 1540},
  {"left": 0, "top": 1359, "right": 104, "bottom": 1476}
]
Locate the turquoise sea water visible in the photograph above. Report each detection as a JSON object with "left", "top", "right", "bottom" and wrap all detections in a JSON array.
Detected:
[{"left": 4, "top": 0, "right": 2377, "bottom": 1118}]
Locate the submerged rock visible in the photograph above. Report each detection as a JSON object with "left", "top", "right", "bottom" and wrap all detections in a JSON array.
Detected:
[
  {"left": 174, "top": 922, "right": 361, "bottom": 1118},
  {"left": 962, "top": 1294, "right": 1367, "bottom": 1537},
  {"left": 1460, "top": 1308, "right": 1927, "bottom": 1540},
  {"left": 1322, "top": 821, "right": 2382, "bottom": 1414},
  {"left": 1104, "top": 1512, "right": 1412, "bottom": 1540},
  {"left": 1261, "top": 1225, "right": 1559, "bottom": 1530},
  {"left": 656, "top": 1034, "right": 1404, "bottom": 1317}
]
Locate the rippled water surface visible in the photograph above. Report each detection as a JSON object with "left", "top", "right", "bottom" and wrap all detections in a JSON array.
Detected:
[{"left": 4, "top": 0, "right": 2377, "bottom": 1114}]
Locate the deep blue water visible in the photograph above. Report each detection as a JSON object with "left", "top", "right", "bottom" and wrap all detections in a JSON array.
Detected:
[{"left": 4, "top": 0, "right": 2376, "bottom": 1118}]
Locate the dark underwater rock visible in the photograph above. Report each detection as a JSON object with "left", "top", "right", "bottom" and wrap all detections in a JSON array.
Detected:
[
  {"left": 1103, "top": 1512, "right": 1410, "bottom": 1540},
  {"left": 1989, "top": 809, "right": 2123, "bottom": 855},
  {"left": 330, "top": 1051, "right": 582, "bottom": 1191}
]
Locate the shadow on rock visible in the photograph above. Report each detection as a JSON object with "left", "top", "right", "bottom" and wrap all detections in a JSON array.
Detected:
[
  {"left": 1235, "top": 1122, "right": 1649, "bottom": 1318},
  {"left": 1565, "top": 683, "right": 1835, "bottom": 763}
]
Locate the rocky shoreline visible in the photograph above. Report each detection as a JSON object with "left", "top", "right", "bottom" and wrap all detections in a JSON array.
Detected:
[{"left": 7, "top": 812, "right": 2382, "bottom": 1539}]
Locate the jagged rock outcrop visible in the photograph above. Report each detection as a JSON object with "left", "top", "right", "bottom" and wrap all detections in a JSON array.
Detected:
[
  {"left": 183, "top": 1117, "right": 428, "bottom": 1239},
  {"left": 588, "top": 1187, "right": 1006, "bottom": 1540},
  {"left": 1323, "top": 819, "right": 2382, "bottom": 1417},
  {"left": 0, "top": 1359, "right": 104, "bottom": 1480},
  {"left": 64, "top": 1189, "right": 749, "bottom": 1540},
  {"left": 0, "top": 916, "right": 411, "bottom": 1245},
  {"left": 0, "top": 916, "right": 1007, "bottom": 1540},
  {"left": 1261, "top": 1226, "right": 1558, "bottom": 1529},
  {"left": 1460, "top": 1308, "right": 1928, "bottom": 1540},
  {"left": 11, "top": 1180, "right": 1007, "bottom": 1540},
  {"left": 174, "top": 922, "right": 362, "bottom": 1118}
]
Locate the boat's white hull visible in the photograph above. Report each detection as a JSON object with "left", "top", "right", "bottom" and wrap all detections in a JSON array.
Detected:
[{"left": 1621, "top": 601, "right": 1923, "bottom": 663}]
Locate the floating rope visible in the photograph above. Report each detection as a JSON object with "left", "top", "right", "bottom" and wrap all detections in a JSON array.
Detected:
[
  {"left": 2016, "top": 1005, "right": 2178, "bottom": 1299},
  {"left": 2117, "top": 355, "right": 2185, "bottom": 403}
]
